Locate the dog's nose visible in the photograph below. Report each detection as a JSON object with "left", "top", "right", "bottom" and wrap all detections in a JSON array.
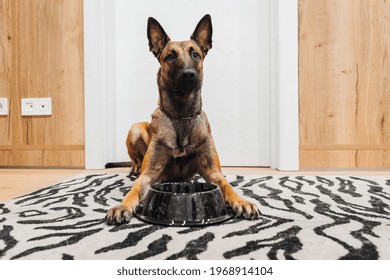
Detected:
[
  {"left": 180, "top": 68, "right": 197, "bottom": 82},
  {"left": 177, "top": 68, "right": 198, "bottom": 91}
]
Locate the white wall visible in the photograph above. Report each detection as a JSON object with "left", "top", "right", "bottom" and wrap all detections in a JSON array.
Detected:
[{"left": 271, "top": 0, "right": 299, "bottom": 170}]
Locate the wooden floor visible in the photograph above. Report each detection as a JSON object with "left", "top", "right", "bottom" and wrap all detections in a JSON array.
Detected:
[{"left": 0, "top": 167, "right": 389, "bottom": 202}]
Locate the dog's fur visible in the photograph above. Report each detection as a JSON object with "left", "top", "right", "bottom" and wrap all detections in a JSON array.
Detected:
[{"left": 105, "top": 15, "right": 260, "bottom": 225}]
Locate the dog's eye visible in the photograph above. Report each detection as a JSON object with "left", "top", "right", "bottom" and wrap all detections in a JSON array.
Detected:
[
  {"left": 191, "top": 51, "right": 200, "bottom": 60},
  {"left": 165, "top": 53, "right": 176, "bottom": 61}
]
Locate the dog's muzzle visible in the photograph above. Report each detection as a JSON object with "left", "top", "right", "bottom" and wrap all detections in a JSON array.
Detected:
[{"left": 176, "top": 68, "right": 198, "bottom": 91}]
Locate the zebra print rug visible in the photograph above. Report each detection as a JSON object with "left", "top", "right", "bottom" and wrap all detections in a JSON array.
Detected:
[{"left": 1, "top": 173, "right": 389, "bottom": 260}]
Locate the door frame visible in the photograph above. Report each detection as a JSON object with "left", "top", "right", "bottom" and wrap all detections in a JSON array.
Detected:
[{"left": 83, "top": 0, "right": 299, "bottom": 170}]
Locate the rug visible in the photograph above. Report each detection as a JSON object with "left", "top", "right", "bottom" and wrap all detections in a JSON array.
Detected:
[{"left": 0, "top": 174, "right": 389, "bottom": 260}]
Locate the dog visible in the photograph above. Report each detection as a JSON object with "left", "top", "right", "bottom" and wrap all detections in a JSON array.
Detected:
[{"left": 105, "top": 14, "right": 260, "bottom": 225}]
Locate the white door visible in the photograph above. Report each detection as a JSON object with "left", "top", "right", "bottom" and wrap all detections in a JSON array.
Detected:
[{"left": 109, "top": 0, "right": 271, "bottom": 166}]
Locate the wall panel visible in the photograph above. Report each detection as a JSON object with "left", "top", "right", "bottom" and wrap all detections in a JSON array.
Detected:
[
  {"left": 299, "top": 0, "right": 390, "bottom": 168},
  {"left": 0, "top": 0, "right": 84, "bottom": 167},
  {"left": 0, "top": 0, "right": 12, "bottom": 147}
]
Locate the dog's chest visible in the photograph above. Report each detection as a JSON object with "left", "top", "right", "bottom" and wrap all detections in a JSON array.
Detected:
[
  {"left": 161, "top": 122, "right": 207, "bottom": 158},
  {"left": 170, "top": 120, "right": 196, "bottom": 158},
  {"left": 152, "top": 109, "right": 210, "bottom": 158}
]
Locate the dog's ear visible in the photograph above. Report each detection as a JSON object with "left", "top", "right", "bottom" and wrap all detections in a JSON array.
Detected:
[
  {"left": 147, "top": 17, "right": 170, "bottom": 59},
  {"left": 191, "top": 14, "right": 213, "bottom": 55}
]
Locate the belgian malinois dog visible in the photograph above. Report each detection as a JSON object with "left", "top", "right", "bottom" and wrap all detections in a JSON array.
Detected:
[{"left": 105, "top": 14, "right": 260, "bottom": 225}]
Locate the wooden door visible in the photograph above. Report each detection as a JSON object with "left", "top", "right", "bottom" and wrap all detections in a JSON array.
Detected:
[
  {"left": 0, "top": 0, "right": 84, "bottom": 167},
  {"left": 111, "top": 0, "right": 271, "bottom": 166},
  {"left": 299, "top": 0, "right": 390, "bottom": 168}
]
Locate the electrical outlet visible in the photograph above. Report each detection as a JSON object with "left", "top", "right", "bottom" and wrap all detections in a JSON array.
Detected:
[
  {"left": 0, "top": 98, "right": 8, "bottom": 116},
  {"left": 21, "top": 98, "right": 52, "bottom": 116}
]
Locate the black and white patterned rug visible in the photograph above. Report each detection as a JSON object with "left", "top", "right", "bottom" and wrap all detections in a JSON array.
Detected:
[{"left": 1, "top": 173, "right": 389, "bottom": 260}]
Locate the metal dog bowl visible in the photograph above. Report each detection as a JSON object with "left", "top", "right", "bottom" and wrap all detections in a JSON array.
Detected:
[{"left": 134, "top": 182, "right": 235, "bottom": 226}]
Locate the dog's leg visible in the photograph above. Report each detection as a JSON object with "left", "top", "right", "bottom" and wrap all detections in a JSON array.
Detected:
[
  {"left": 126, "top": 122, "right": 151, "bottom": 176},
  {"left": 197, "top": 141, "right": 260, "bottom": 220},
  {"left": 105, "top": 141, "right": 169, "bottom": 225}
]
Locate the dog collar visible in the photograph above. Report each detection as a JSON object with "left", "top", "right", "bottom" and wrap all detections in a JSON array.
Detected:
[{"left": 159, "top": 107, "right": 201, "bottom": 120}]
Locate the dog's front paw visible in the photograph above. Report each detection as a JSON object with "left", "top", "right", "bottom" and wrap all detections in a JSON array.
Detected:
[
  {"left": 231, "top": 200, "right": 261, "bottom": 220},
  {"left": 104, "top": 204, "right": 134, "bottom": 225}
]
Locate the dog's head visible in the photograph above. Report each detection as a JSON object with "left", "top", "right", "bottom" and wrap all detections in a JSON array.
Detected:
[{"left": 147, "top": 14, "right": 212, "bottom": 93}]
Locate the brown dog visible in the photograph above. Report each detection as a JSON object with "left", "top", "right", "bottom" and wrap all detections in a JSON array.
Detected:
[{"left": 105, "top": 14, "right": 260, "bottom": 225}]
